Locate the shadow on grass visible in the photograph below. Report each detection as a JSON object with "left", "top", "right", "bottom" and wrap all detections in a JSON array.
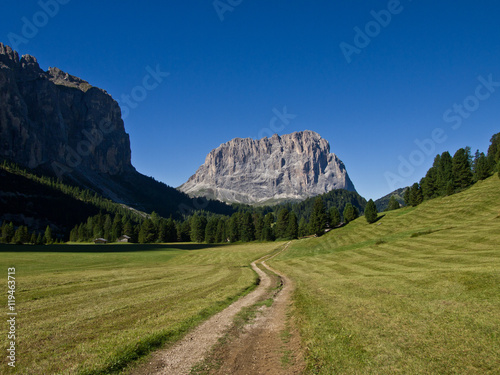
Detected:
[{"left": 0, "top": 243, "right": 223, "bottom": 253}]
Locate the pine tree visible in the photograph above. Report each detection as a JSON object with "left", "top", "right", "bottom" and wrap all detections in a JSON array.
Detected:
[
  {"left": 111, "top": 214, "right": 123, "bottom": 241},
  {"left": 329, "top": 207, "right": 341, "bottom": 227},
  {"left": 286, "top": 211, "right": 299, "bottom": 239},
  {"left": 215, "top": 218, "right": 227, "bottom": 243},
  {"left": 387, "top": 195, "right": 400, "bottom": 211},
  {"left": 227, "top": 214, "right": 240, "bottom": 242},
  {"left": 30, "top": 232, "right": 37, "bottom": 245},
  {"left": 139, "top": 219, "right": 157, "bottom": 243},
  {"left": 364, "top": 199, "right": 378, "bottom": 224},
  {"left": 343, "top": 203, "right": 358, "bottom": 224},
  {"left": 409, "top": 183, "right": 423, "bottom": 206},
  {"left": 421, "top": 166, "right": 438, "bottom": 199},
  {"left": 261, "top": 213, "right": 275, "bottom": 241},
  {"left": 298, "top": 218, "right": 308, "bottom": 237},
  {"left": 177, "top": 220, "right": 191, "bottom": 242},
  {"left": 1, "top": 222, "right": 15, "bottom": 244},
  {"left": 310, "top": 197, "right": 327, "bottom": 236},
  {"left": 240, "top": 212, "right": 255, "bottom": 242},
  {"left": 190, "top": 215, "right": 207, "bottom": 243},
  {"left": 205, "top": 217, "right": 219, "bottom": 244},
  {"left": 44, "top": 225, "right": 53, "bottom": 245},
  {"left": 473, "top": 152, "right": 490, "bottom": 181},
  {"left": 253, "top": 213, "right": 264, "bottom": 241},
  {"left": 275, "top": 209, "right": 290, "bottom": 239},
  {"left": 403, "top": 188, "right": 410, "bottom": 206},
  {"left": 452, "top": 148, "right": 473, "bottom": 190},
  {"left": 487, "top": 132, "right": 500, "bottom": 171},
  {"left": 36, "top": 233, "right": 43, "bottom": 245},
  {"left": 437, "top": 151, "right": 453, "bottom": 195}
]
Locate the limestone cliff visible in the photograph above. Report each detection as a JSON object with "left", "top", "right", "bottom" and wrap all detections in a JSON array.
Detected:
[{"left": 180, "top": 130, "right": 356, "bottom": 205}]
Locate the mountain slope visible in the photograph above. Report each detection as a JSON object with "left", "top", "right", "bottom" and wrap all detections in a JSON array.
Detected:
[
  {"left": 180, "top": 130, "right": 356, "bottom": 205},
  {"left": 270, "top": 174, "right": 500, "bottom": 374}
]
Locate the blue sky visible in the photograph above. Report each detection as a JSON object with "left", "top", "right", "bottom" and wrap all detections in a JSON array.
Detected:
[{"left": 2, "top": 1, "right": 499, "bottom": 200}]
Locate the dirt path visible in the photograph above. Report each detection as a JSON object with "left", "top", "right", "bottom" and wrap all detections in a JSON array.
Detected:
[
  {"left": 130, "top": 242, "right": 303, "bottom": 375},
  {"left": 210, "top": 243, "right": 305, "bottom": 375}
]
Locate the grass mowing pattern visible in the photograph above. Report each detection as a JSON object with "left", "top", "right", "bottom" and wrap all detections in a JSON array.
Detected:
[
  {"left": 0, "top": 242, "right": 281, "bottom": 374},
  {"left": 270, "top": 176, "right": 500, "bottom": 374}
]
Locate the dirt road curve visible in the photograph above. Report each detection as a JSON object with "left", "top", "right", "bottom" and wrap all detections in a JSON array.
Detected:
[{"left": 130, "top": 242, "right": 303, "bottom": 375}]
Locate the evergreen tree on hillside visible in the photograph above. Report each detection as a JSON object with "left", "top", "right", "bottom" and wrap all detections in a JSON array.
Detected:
[
  {"left": 286, "top": 211, "right": 299, "bottom": 239},
  {"left": 44, "top": 225, "right": 53, "bottom": 244},
  {"left": 190, "top": 215, "right": 207, "bottom": 243},
  {"left": 240, "top": 212, "right": 255, "bottom": 242},
  {"left": 310, "top": 197, "right": 327, "bottom": 236},
  {"left": 139, "top": 219, "right": 157, "bottom": 243},
  {"left": 298, "top": 217, "right": 308, "bottom": 237},
  {"left": 409, "top": 183, "right": 423, "bottom": 207},
  {"left": 387, "top": 195, "right": 400, "bottom": 211},
  {"left": 215, "top": 218, "right": 227, "bottom": 243},
  {"left": 329, "top": 207, "right": 341, "bottom": 227},
  {"left": 261, "top": 213, "right": 275, "bottom": 241},
  {"left": 487, "top": 132, "right": 500, "bottom": 170},
  {"left": 253, "top": 213, "right": 264, "bottom": 241},
  {"left": 343, "top": 203, "right": 359, "bottom": 224},
  {"left": 452, "top": 148, "right": 473, "bottom": 190},
  {"left": 275, "top": 208, "right": 290, "bottom": 239},
  {"left": 421, "top": 166, "right": 438, "bottom": 199},
  {"left": 111, "top": 214, "right": 123, "bottom": 241},
  {"left": 177, "top": 220, "right": 191, "bottom": 242},
  {"left": 364, "top": 199, "right": 378, "bottom": 224},
  {"left": 473, "top": 151, "right": 491, "bottom": 181},
  {"left": 227, "top": 214, "right": 240, "bottom": 242},
  {"left": 437, "top": 151, "right": 453, "bottom": 195},
  {"left": 403, "top": 188, "right": 410, "bottom": 206},
  {"left": 205, "top": 217, "right": 219, "bottom": 244},
  {"left": 1, "top": 222, "right": 15, "bottom": 243}
]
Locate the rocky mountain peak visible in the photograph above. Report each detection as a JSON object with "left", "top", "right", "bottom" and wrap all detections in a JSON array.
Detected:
[
  {"left": 0, "top": 42, "right": 132, "bottom": 181},
  {"left": 180, "top": 130, "right": 356, "bottom": 205}
]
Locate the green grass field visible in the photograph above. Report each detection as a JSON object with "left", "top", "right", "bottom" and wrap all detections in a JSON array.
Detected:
[
  {"left": 0, "top": 242, "right": 281, "bottom": 374},
  {"left": 270, "top": 175, "right": 500, "bottom": 374}
]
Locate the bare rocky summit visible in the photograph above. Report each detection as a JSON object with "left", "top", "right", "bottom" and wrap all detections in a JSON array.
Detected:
[{"left": 180, "top": 130, "right": 356, "bottom": 205}]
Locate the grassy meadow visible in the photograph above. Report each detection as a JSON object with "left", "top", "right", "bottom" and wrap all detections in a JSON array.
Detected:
[
  {"left": 270, "top": 175, "right": 500, "bottom": 374},
  {"left": 0, "top": 242, "right": 282, "bottom": 374}
]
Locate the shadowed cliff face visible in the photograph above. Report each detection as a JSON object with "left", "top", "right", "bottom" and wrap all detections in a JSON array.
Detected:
[
  {"left": 180, "top": 130, "right": 356, "bottom": 205},
  {"left": 0, "top": 42, "right": 133, "bottom": 179},
  {"left": 0, "top": 43, "right": 234, "bottom": 220}
]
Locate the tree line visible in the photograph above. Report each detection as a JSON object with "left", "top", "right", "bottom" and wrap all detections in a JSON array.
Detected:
[{"left": 403, "top": 132, "right": 499, "bottom": 207}]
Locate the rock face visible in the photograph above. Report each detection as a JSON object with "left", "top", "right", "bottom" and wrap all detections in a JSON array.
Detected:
[
  {"left": 180, "top": 131, "right": 356, "bottom": 205},
  {"left": 0, "top": 43, "right": 233, "bottom": 219},
  {"left": 0, "top": 42, "right": 133, "bottom": 181}
]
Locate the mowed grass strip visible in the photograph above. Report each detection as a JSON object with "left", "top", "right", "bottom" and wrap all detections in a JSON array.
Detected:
[
  {"left": 270, "top": 175, "right": 500, "bottom": 374},
  {"left": 0, "top": 242, "right": 281, "bottom": 374}
]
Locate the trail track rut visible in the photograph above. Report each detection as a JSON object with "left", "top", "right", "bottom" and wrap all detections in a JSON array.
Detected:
[{"left": 130, "top": 242, "right": 304, "bottom": 375}]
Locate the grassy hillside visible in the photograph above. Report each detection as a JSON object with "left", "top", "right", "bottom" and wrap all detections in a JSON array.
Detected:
[
  {"left": 270, "top": 175, "right": 500, "bottom": 374},
  {"left": 0, "top": 242, "right": 282, "bottom": 374}
]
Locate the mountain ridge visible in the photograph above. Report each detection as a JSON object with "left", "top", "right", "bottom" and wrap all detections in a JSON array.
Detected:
[
  {"left": 180, "top": 130, "right": 356, "bottom": 205},
  {"left": 0, "top": 42, "right": 233, "bottom": 221}
]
